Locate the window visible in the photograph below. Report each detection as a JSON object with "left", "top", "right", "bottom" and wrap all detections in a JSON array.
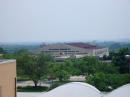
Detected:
[{"left": 49, "top": 49, "right": 59, "bottom": 50}]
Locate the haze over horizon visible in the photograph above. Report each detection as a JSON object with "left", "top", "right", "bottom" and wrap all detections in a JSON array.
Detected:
[{"left": 0, "top": 0, "right": 130, "bottom": 43}]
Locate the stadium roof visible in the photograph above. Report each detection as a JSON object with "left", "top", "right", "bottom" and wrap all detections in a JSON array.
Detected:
[{"left": 66, "top": 42, "right": 103, "bottom": 49}]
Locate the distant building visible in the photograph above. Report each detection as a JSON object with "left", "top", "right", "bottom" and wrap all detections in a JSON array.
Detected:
[
  {"left": 36, "top": 42, "right": 109, "bottom": 60},
  {"left": 0, "top": 59, "right": 16, "bottom": 97}
]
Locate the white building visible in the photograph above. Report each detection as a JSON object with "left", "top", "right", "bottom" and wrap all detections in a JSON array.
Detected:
[
  {"left": 36, "top": 42, "right": 109, "bottom": 60},
  {"left": 37, "top": 82, "right": 102, "bottom": 97},
  {"left": 37, "top": 82, "right": 130, "bottom": 97},
  {"left": 105, "top": 84, "right": 130, "bottom": 97}
]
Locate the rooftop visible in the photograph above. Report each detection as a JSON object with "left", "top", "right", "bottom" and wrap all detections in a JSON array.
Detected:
[
  {"left": 38, "top": 82, "right": 101, "bottom": 97},
  {"left": 66, "top": 42, "right": 103, "bottom": 49},
  {"left": 0, "top": 59, "right": 16, "bottom": 64}
]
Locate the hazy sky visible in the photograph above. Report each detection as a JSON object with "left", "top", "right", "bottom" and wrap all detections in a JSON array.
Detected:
[{"left": 0, "top": 0, "right": 130, "bottom": 43}]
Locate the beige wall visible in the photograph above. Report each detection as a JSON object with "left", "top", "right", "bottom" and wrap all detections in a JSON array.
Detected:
[{"left": 0, "top": 60, "right": 16, "bottom": 97}]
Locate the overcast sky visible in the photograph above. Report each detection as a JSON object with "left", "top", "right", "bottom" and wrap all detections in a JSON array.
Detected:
[{"left": 0, "top": 0, "right": 130, "bottom": 43}]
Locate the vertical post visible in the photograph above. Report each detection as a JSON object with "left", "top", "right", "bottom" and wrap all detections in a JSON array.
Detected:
[
  {"left": 125, "top": 55, "right": 130, "bottom": 73},
  {"left": 15, "top": 77, "right": 16, "bottom": 97},
  {"left": 129, "top": 63, "right": 130, "bottom": 73},
  {"left": 0, "top": 86, "right": 2, "bottom": 97}
]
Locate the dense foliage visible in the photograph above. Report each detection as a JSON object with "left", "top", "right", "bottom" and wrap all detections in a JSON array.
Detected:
[
  {"left": 17, "top": 52, "right": 53, "bottom": 87},
  {"left": 0, "top": 47, "right": 6, "bottom": 54},
  {"left": 47, "top": 57, "right": 119, "bottom": 82},
  {"left": 87, "top": 73, "right": 130, "bottom": 91},
  {"left": 112, "top": 48, "right": 130, "bottom": 73}
]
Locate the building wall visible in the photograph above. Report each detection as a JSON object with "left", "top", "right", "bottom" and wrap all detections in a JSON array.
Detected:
[
  {"left": 0, "top": 60, "right": 16, "bottom": 97},
  {"left": 93, "top": 48, "right": 109, "bottom": 57}
]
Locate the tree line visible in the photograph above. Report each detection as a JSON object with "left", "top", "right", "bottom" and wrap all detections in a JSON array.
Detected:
[{"left": 0, "top": 47, "right": 130, "bottom": 91}]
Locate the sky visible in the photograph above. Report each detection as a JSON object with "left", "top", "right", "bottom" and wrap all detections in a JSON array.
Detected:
[{"left": 0, "top": 0, "right": 130, "bottom": 43}]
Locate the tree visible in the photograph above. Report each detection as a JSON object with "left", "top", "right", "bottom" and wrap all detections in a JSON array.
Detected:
[
  {"left": 15, "top": 49, "right": 29, "bottom": 55},
  {"left": 16, "top": 49, "right": 30, "bottom": 76},
  {"left": 64, "top": 59, "right": 80, "bottom": 75},
  {"left": 48, "top": 63, "right": 70, "bottom": 82},
  {"left": 86, "top": 73, "right": 130, "bottom": 91},
  {"left": 112, "top": 48, "right": 130, "bottom": 73},
  {"left": 17, "top": 53, "right": 52, "bottom": 87},
  {"left": 80, "top": 57, "right": 100, "bottom": 75},
  {"left": 72, "top": 56, "right": 118, "bottom": 75},
  {"left": 0, "top": 47, "right": 6, "bottom": 54},
  {"left": 58, "top": 56, "right": 118, "bottom": 76},
  {"left": 96, "top": 62, "right": 119, "bottom": 74}
]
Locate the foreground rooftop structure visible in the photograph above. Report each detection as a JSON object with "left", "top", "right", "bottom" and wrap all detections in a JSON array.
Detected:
[
  {"left": 38, "top": 82, "right": 102, "bottom": 97},
  {"left": 37, "top": 82, "right": 130, "bottom": 97},
  {"left": 105, "top": 84, "right": 130, "bottom": 97},
  {"left": 0, "top": 59, "right": 16, "bottom": 97}
]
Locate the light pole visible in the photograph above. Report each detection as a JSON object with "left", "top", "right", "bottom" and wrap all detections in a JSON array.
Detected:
[{"left": 125, "top": 55, "right": 130, "bottom": 73}]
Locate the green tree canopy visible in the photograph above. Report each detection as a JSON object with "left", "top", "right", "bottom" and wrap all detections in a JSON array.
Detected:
[
  {"left": 48, "top": 62, "right": 70, "bottom": 82},
  {"left": 17, "top": 53, "right": 52, "bottom": 87},
  {"left": 0, "top": 47, "right": 6, "bottom": 54},
  {"left": 112, "top": 48, "right": 130, "bottom": 73}
]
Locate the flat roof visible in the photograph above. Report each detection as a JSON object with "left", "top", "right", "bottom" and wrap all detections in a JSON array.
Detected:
[{"left": 0, "top": 59, "right": 16, "bottom": 64}]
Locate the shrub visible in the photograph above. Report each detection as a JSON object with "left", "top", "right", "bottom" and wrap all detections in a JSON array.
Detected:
[{"left": 17, "top": 86, "right": 48, "bottom": 92}]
